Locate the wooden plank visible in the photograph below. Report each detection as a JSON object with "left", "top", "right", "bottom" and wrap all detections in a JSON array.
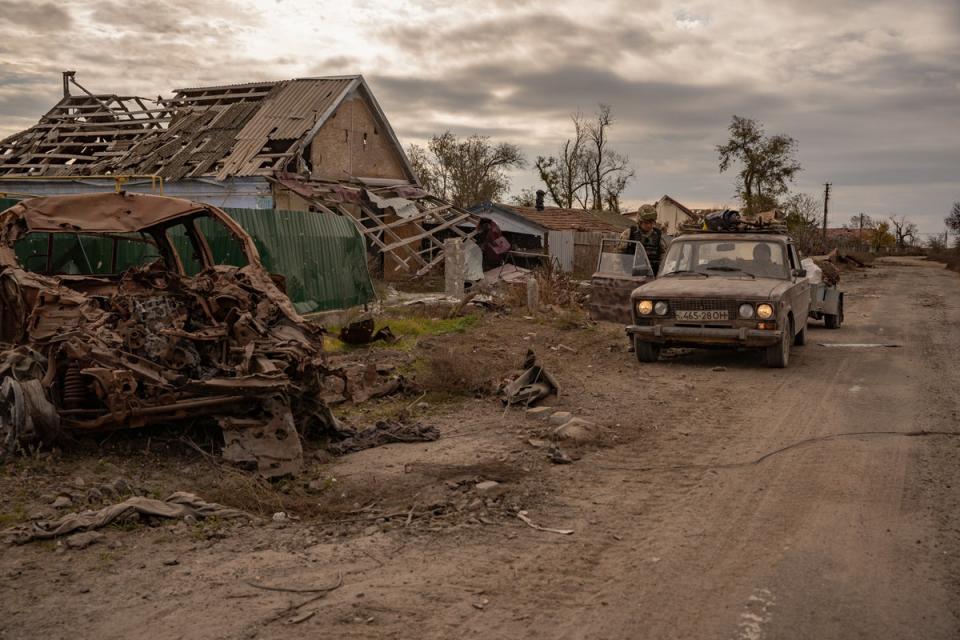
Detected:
[
  {"left": 167, "top": 91, "right": 271, "bottom": 104},
  {"left": 379, "top": 213, "right": 472, "bottom": 253}
]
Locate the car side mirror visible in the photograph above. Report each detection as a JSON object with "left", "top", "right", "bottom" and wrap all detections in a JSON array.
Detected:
[{"left": 795, "top": 268, "right": 807, "bottom": 278}]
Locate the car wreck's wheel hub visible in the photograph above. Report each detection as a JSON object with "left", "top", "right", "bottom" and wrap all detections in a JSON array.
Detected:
[
  {"left": 0, "top": 377, "right": 60, "bottom": 455},
  {"left": 0, "top": 378, "right": 29, "bottom": 454}
]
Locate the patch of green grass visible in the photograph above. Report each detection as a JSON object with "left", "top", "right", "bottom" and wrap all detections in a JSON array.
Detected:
[
  {"left": 324, "top": 314, "right": 481, "bottom": 353},
  {"left": 0, "top": 506, "right": 27, "bottom": 526}
]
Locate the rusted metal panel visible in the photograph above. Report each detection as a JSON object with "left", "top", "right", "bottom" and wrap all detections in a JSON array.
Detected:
[{"left": 0, "top": 192, "right": 354, "bottom": 477}]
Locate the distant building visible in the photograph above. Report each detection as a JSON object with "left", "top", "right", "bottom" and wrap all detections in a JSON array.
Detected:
[{"left": 655, "top": 195, "right": 697, "bottom": 233}]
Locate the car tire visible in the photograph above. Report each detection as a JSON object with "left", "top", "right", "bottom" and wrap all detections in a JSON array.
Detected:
[
  {"left": 765, "top": 320, "right": 791, "bottom": 368},
  {"left": 794, "top": 321, "right": 806, "bottom": 346},
  {"left": 825, "top": 296, "right": 843, "bottom": 329},
  {"left": 634, "top": 337, "right": 660, "bottom": 363}
]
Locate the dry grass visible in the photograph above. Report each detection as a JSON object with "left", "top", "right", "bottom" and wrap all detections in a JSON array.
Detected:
[{"left": 927, "top": 250, "right": 960, "bottom": 274}]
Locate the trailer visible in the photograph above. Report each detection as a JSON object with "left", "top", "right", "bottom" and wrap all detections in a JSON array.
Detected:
[{"left": 808, "top": 282, "right": 844, "bottom": 328}]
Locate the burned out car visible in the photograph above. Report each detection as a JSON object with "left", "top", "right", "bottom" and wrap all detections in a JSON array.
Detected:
[
  {"left": 626, "top": 232, "right": 810, "bottom": 368},
  {"left": 0, "top": 192, "right": 341, "bottom": 476}
]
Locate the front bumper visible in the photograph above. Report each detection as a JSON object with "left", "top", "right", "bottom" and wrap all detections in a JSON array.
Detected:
[{"left": 626, "top": 324, "right": 783, "bottom": 347}]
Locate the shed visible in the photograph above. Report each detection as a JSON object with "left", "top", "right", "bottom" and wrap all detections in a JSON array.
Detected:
[{"left": 467, "top": 202, "right": 622, "bottom": 275}]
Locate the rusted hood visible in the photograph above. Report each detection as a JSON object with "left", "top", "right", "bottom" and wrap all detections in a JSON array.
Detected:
[
  {"left": 1, "top": 192, "right": 208, "bottom": 235},
  {"left": 631, "top": 276, "right": 792, "bottom": 300}
]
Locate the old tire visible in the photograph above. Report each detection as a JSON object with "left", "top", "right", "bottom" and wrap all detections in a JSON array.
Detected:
[
  {"left": 765, "top": 321, "right": 791, "bottom": 368},
  {"left": 634, "top": 337, "right": 661, "bottom": 363}
]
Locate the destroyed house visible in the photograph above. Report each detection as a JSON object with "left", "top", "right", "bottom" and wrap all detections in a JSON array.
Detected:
[
  {"left": 0, "top": 72, "right": 416, "bottom": 188},
  {"left": 468, "top": 202, "right": 622, "bottom": 275},
  {"left": 0, "top": 72, "right": 480, "bottom": 303}
]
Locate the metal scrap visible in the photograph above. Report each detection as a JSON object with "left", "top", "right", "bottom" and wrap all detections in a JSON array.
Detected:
[
  {"left": 0, "top": 192, "right": 348, "bottom": 477},
  {"left": 3, "top": 491, "right": 250, "bottom": 544},
  {"left": 501, "top": 350, "right": 560, "bottom": 407},
  {"left": 328, "top": 420, "right": 440, "bottom": 455}
]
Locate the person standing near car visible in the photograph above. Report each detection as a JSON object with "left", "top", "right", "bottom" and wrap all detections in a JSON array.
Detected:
[{"left": 624, "top": 211, "right": 666, "bottom": 274}]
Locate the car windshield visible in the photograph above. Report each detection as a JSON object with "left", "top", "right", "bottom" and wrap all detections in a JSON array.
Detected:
[{"left": 660, "top": 239, "right": 788, "bottom": 279}]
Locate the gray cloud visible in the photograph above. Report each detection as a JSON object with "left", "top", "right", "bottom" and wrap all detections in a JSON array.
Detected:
[
  {"left": 0, "top": 0, "right": 956, "bottom": 232},
  {"left": 0, "top": 1, "right": 72, "bottom": 31}
]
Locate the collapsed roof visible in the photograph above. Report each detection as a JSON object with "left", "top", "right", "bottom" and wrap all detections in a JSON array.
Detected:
[{"left": 0, "top": 72, "right": 416, "bottom": 182}]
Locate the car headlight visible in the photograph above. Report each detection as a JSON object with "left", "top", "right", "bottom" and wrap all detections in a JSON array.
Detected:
[
  {"left": 756, "top": 303, "right": 774, "bottom": 320},
  {"left": 739, "top": 303, "right": 755, "bottom": 319},
  {"left": 637, "top": 300, "right": 653, "bottom": 315},
  {"left": 654, "top": 301, "right": 669, "bottom": 316}
]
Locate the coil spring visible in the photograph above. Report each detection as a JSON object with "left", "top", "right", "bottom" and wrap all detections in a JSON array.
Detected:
[{"left": 63, "top": 363, "right": 86, "bottom": 410}]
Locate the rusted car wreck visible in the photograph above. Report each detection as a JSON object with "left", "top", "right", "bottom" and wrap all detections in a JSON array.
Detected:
[{"left": 0, "top": 192, "right": 342, "bottom": 476}]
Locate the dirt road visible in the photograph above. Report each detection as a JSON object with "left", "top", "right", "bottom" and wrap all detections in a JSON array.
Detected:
[{"left": 2, "top": 257, "right": 959, "bottom": 639}]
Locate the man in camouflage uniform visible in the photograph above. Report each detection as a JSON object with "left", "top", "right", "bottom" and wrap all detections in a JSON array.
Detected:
[{"left": 621, "top": 210, "right": 667, "bottom": 274}]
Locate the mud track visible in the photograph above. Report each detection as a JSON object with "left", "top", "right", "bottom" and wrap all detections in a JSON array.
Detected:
[{"left": 2, "top": 257, "right": 959, "bottom": 639}]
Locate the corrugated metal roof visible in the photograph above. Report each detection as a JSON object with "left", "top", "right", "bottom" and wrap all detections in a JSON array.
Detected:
[{"left": 216, "top": 78, "right": 356, "bottom": 178}]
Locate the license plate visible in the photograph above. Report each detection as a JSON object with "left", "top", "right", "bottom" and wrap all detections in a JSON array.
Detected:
[{"left": 675, "top": 309, "right": 729, "bottom": 321}]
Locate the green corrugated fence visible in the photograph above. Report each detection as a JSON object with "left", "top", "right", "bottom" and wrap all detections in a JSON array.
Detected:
[
  {"left": 4, "top": 195, "right": 374, "bottom": 313},
  {"left": 221, "top": 208, "right": 374, "bottom": 313}
]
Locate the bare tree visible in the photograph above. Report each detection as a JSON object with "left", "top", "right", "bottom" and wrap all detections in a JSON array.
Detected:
[
  {"left": 889, "top": 215, "right": 919, "bottom": 249},
  {"left": 535, "top": 111, "right": 591, "bottom": 209},
  {"left": 717, "top": 116, "right": 801, "bottom": 214},
  {"left": 846, "top": 213, "right": 875, "bottom": 229},
  {"left": 585, "top": 104, "right": 635, "bottom": 211},
  {"left": 407, "top": 132, "right": 525, "bottom": 208},
  {"left": 536, "top": 105, "right": 634, "bottom": 211}
]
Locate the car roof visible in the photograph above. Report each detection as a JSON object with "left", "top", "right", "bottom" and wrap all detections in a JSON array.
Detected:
[
  {"left": 673, "top": 232, "right": 791, "bottom": 242},
  {"left": 0, "top": 192, "right": 215, "bottom": 235}
]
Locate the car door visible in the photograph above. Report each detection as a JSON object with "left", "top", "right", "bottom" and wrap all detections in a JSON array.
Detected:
[{"left": 787, "top": 243, "right": 810, "bottom": 328}]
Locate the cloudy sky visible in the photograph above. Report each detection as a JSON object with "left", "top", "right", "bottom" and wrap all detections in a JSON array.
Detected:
[{"left": 1, "top": 0, "right": 957, "bottom": 232}]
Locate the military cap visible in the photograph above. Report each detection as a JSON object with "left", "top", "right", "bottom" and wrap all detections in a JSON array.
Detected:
[{"left": 638, "top": 210, "right": 658, "bottom": 223}]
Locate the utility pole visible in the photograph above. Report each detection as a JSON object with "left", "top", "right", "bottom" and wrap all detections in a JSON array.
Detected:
[
  {"left": 821, "top": 182, "right": 832, "bottom": 243},
  {"left": 858, "top": 212, "right": 865, "bottom": 251}
]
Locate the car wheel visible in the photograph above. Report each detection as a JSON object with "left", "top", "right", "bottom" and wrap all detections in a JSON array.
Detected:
[
  {"left": 634, "top": 336, "right": 661, "bottom": 363},
  {"left": 825, "top": 296, "right": 843, "bottom": 329},
  {"left": 765, "top": 320, "right": 791, "bottom": 368},
  {"left": 794, "top": 321, "right": 806, "bottom": 346}
]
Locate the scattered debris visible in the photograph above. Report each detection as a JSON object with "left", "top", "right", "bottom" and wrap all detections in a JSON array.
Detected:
[
  {"left": 338, "top": 318, "right": 398, "bottom": 345},
  {"left": 516, "top": 510, "right": 574, "bottom": 535},
  {"left": 5, "top": 492, "right": 250, "bottom": 544},
  {"left": 501, "top": 350, "right": 560, "bottom": 407},
  {"left": 818, "top": 343, "right": 901, "bottom": 348},
  {"left": 0, "top": 192, "right": 356, "bottom": 477},
  {"left": 328, "top": 421, "right": 440, "bottom": 455},
  {"left": 549, "top": 447, "right": 575, "bottom": 465}
]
